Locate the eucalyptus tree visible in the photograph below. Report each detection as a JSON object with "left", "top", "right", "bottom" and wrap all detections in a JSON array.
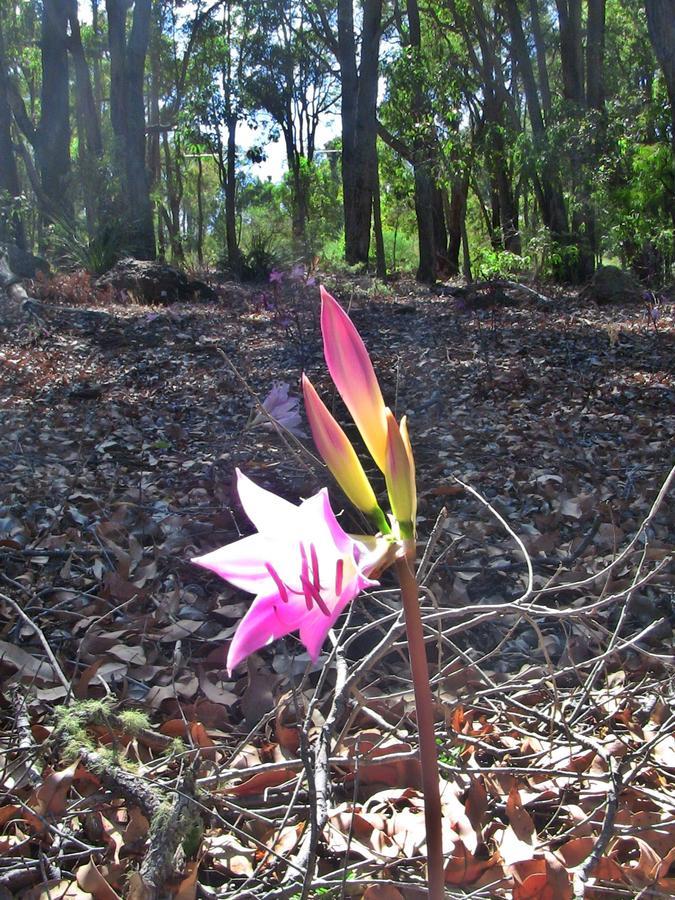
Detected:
[
  {"left": 0, "top": 12, "right": 25, "bottom": 248},
  {"left": 304, "top": 0, "right": 384, "bottom": 267},
  {"left": 247, "top": 0, "right": 339, "bottom": 254},
  {"left": 106, "top": 0, "right": 155, "bottom": 259}
]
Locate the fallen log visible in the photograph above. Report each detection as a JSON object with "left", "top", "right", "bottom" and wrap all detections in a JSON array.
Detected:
[{"left": 0, "top": 250, "right": 43, "bottom": 322}]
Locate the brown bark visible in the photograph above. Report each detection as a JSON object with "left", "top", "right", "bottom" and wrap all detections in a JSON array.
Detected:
[
  {"left": 106, "top": 0, "right": 155, "bottom": 259},
  {"left": 196, "top": 154, "right": 204, "bottom": 266},
  {"left": 555, "top": 0, "right": 584, "bottom": 105},
  {"left": 373, "top": 157, "right": 386, "bottom": 277},
  {"left": 224, "top": 114, "right": 241, "bottom": 271},
  {"left": 0, "top": 14, "right": 25, "bottom": 248},
  {"left": 444, "top": 175, "right": 469, "bottom": 276},
  {"left": 407, "top": 0, "right": 436, "bottom": 283},
  {"left": 529, "top": 0, "right": 552, "bottom": 119},
  {"left": 36, "top": 0, "right": 71, "bottom": 218},
  {"left": 66, "top": 0, "right": 102, "bottom": 157},
  {"left": 586, "top": 0, "right": 606, "bottom": 111},
  {"left": 340, "top": 0, "right": 382, "bottom": 266},
  {"left": 502, "top": 0, "right": 568, "bottom": 238}
]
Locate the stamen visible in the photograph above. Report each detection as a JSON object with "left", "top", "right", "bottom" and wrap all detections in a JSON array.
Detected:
[
  {"left": 301, "top": 575, "right": 331, "bottom": 616},
  {"left": 300, "top": 575, "right": 314, "bottom": 610},
  {"left": 265, "top": 563, "right": 289, "bottom": 603},
  {"left": 299, "top": 543, "right": 309, "bottom": 584},
  {"left": 309, "top": 543, "right": 321, "bottom": 590},
  {"left": 334, "top": 559, "right": 344, "bottom": 595}
]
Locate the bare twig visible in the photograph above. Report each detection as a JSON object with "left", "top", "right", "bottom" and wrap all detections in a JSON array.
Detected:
[{"left": 0, "top": 591, "right": 71, "bottom": 692}]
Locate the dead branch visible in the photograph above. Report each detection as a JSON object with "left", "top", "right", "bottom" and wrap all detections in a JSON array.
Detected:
[
  {"left": 135, "top": 768, "right": 199, "bottom": 900},
  {"left": 9, "top": 690, "right": 43, "bottom": 789}
]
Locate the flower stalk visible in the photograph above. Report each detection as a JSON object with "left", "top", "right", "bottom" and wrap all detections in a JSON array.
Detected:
[{"left": 395, "top": 555, "right": 445, "bottom": 898}]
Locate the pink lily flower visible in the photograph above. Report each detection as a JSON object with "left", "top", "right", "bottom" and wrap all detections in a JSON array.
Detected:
[{"left": 192, "top": 469, "right": 389, "bottom": 673}]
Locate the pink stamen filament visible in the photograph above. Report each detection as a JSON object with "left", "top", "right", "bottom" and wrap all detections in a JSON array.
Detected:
[
  {"left": 310, "top": 543, "right": 321, "bottom": 590},
  {"left": 267, "top": 544, "right": 334, "bottom": 616},
  {"left": 299, "top": 543, "right": 309, "bottom": 585},
  {"left": 301, "top": 575, "right": 331, "bottom": 616},
  {"left": 335, "top": 559, "right": 344, "bottom": 595},
  {"left": 265, "top": 563, "right": 289, "bottom": 603}
]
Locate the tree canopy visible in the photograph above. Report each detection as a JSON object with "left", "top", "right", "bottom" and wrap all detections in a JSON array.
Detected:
[{"left": 0, "top": 0, "right": 673, "bottom": 283}]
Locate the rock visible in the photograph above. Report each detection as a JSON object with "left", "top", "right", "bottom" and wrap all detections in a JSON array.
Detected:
[
  {"left": 96, "top": 257, "right": 214, "bottom": 304},
  {"left": 0, "top": 243, "right": 50, "bottom": 279},
  {"left": 583, "top": 265, "right": 642, "bottom": 305}
]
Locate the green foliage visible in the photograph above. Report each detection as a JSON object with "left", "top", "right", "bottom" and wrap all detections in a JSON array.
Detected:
[
  {"left": 472, "top": 246, "right": 529, "bottom": 280},
  {"left": 598, "top": 141, "right": 674, "bottom": 281},
  {"left": 241, "top": 227, "right": 280, "bottom": 281},
  {"left": 46, "top": 214, "right": 127, "bottom": 275}
]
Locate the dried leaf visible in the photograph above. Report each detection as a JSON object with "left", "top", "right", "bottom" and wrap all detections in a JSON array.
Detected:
[{"left": 76, "top": 858, "right": 122, "bottom": 900}]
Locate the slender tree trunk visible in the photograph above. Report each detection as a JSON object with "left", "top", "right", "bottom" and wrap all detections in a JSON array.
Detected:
[
  {"left": 67, "top": 0, "right": 102, "bottom": 157},
  {"left": 162, "top": 133, "right": 184, "bottom": 262},
  {"left": 445, "top": 174, "right": 469, "bottom": 275},
  {"left": 106, "top": 0, "right": 155, "bottom": 259},
  {"left": 196, "top": 154, "right": 204, "bottom": 266},
  {"left": 91, "top": 0, "right": 103, "bottom": 118},
  {"left": 67, "top": 0, "right": 102, "bottom": 238},
  {"left": 555, "top": 0, "right": 584, "bottom": 105},
  {"left": 503, "top": 0, "right": 568, "bottom": 241},
  {"left": 36, "top": 0, "right": 71, "bottom": 219},
  {"left": 644, "top": 0, "right": 675, "bottom": 228},
  {"left": 0, "top": 15, "right": 25, "bottom": 248},
  {"left": 352, "top": 0, "right": 382, "bottom": 265},
  {"left": 529, "top": 0, "right": 552, "bottom": 119},
  {"left": 586, "top": 0, "right": 606, "bottom": 112},
  {"left": 339, "top": 0, "right": 382, "bottom": 266},
  {"left": 225, "top": 113, "right": 241, "bottom": 271},
  {"left": 373, "top": 157, "right": 386, "bottom": 277},
  {"left": 407, "top": 0, "right": 436, "bottom": 283},
  {"left": 432, "top": 186, "right": 448, "bottom": 267},
  {"left": 338, "top": 0, "right": 359, "bottom": 263}
]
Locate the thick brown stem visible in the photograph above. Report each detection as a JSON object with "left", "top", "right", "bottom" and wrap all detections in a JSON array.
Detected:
[{"left": 395, "top": 556, "right": 444, "bottom": 898}]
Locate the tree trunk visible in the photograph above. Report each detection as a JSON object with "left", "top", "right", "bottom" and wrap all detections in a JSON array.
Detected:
[
  {"left": 0, "top": 15, "right": 25, "bottom": 248},
  {"left": 36, "top": 0, "right": 71, "bottom": 218},
  {"left": 644, "top": 0, "right": 675, "bottom": 227},
  {"left": 407, "top": 0, "right": 436, "bottom": 283},
  {"left": 224, "top": 113, "right": 241, "bottom": 271},
  {"left": 413, "top": 164, "right": 436, "bottom": 284},
  {"left": 373, "top": 156, "right": 386, "bottom": 277},
  {"left": 444, "top": 175, "right": 469, "bottom": 275},
  {"left": 106, "top": 0, "right": 155, "bottom": 259},
  {"left": 555, "top": 0, "right": 584, "bottom": 105},
  {"left": 196, "top": 154, "right": 204, "bottom": 266},
  {"left": 432, "top": 186, "right": 448, "bottom": 269},
  {"left": 586, "top": 0, "right": 606, "bottom": 112},
  {"left": 351, "top": 0, "right": 382, "bottom": 266},
  {"left": 162, "top": 133, "right": 184, "bottom": 262},
  {"left": 503, "top": 0, "right": 568, "bottom": 240},
  {"left": 67, "top": 0, "right": 102, "bottom": 157},
  {"left": 529, "top": 0, "right": 552, "bottom": 119},
  {"left": 338, "top": 0, "right": 382, "bottom": 266},
  {"left": 67, "top": 0, "right": 102, "bottom": 238}
]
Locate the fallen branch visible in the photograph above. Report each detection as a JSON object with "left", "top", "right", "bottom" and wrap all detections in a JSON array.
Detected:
[{"left": 135, "top": 769, "right": 199, "bottom": 900}]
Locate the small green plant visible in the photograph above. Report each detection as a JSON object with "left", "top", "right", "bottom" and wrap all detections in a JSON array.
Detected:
[
  {"left": 240, "top": 228, "right": 281, "bottom": 281},
  {"left": 46, "top": 214, "right": 128, "bottom": 275},
  {"left": 436, "top": 740, "right": 462, "bottom": 766},
  {"left": 472, "top": 246, "right": 529, "bottom": 280}
]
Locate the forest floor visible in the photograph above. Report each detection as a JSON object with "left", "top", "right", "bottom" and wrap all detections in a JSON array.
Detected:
[{"left": 0, "top": 271, "right": 673, "bottom": 899}]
